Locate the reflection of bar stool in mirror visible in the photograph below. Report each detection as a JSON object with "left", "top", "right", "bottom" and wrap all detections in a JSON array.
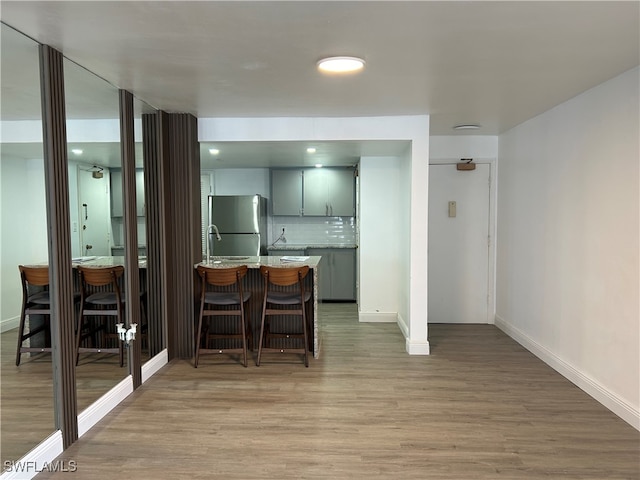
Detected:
[
  {"left": 257, "top": 265, "right": 311, "bottom": 367},
  {"left": 195, "top": 265, "right": 252, "bottom": 367},
  {"left": 75, "top": 265, "right": 126, "bottom": 367},
  {"left": 15, "top": 265, "right": 80, "bottom": 366}
]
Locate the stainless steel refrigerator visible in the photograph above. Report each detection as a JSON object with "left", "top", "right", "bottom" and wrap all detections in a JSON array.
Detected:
[{"left": 207, "top": 194, "right": 267, "bottom": 256}]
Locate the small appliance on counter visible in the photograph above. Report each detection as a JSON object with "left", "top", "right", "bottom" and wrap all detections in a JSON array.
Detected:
[{"left": 207, "top": 194, "right": 267, "bottom": 257}]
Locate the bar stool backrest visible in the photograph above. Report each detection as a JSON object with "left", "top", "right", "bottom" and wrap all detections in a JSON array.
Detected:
[
  {"left": 19, "top": 265, "right": 49, "bottom": 290},
  {"left": 197, "top": 264, "right": 248, "bottom": 287},
  {"left": 260, "top": 264, "right": 309, "bottom": 287},
  {"left": 78, "top": 265, "right": 124, "bottom": 289}
]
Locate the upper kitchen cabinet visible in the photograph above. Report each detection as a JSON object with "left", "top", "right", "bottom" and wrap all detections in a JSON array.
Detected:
[
  {"left": 271, "top": 167, "right": 356, "bottom": 217},
  {"left": 303, "top": 168, "right": 355, "bottom": 217},
  {"left": 111, "top": 169, "right": 145, "bottom": 217},
  {"left": 271, "top": 169, "right": 303, "bottom": 215}
]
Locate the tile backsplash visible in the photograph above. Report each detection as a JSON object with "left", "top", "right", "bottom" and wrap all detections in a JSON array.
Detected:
[{"left": 269, "top": 216, "right": 357, "bottom": 246}]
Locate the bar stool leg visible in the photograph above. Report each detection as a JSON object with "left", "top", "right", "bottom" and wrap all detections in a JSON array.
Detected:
[
  {"left": 15, "top": 309, "right": 28, "bottom": 366},
  {"left": 194, "top": 306, "right": 205, "bottom": 368}
]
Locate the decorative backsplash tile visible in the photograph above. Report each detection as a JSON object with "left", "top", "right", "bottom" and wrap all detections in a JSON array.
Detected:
[{"left": 269, "top": 216, "right": 356, "bottom": 246}]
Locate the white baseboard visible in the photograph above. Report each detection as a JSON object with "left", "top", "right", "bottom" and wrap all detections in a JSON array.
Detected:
[
  {"left": 358, "top": 311, "right": 397, "bottom": 323},
  {"left": 495, "top": 315, "right": 640, "bottom": 430},
  {"left": 397, "top": 312, "right": 409, "bottom": 338},
  {"left": 77, "top": 375, "right": 134, "bottom": 437},
  {"left": 393, "top": 312, "right": 430, "bottom": 355},
  {"left": 0, "top": 430, "right": 63, "bottom": 480},
  {"left": 406, "top": 338, "right": 430, "bottom": 355},
  {"left": 1, "top": 315, "right": 19, "bottom": 333},
  {"left": 141, "top": 349, "right": 168, "bottom": 384}
]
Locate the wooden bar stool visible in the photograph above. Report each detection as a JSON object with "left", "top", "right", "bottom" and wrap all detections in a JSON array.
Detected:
[
  {"left": 257, "top": 264, "right": 311, "bottom": 367},
  {"left": 75, "top": 265, "right": 125, "bottom": 366},
  {"left": 195, "top": 264, "right": 252, "bottom": 367},
  {"left": 16, "top": 265, "right": 59, "bottom": 365}
]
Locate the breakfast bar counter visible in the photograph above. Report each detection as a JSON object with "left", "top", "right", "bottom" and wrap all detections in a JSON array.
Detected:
[{"left": 194, "top": 255, "right": 322, "bottom": 359}]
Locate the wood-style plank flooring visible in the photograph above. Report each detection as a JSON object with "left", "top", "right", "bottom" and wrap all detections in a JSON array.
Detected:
[
  {"left": 7, "top": 304, "right": 640, "bottom": 479},
  {"left": 1, "top": 327, "right": 131, "bottom": 464}
]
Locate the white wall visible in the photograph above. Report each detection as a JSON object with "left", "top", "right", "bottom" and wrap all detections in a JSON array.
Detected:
[
  {"left": 430, "top": 135, "right": 498, "bottom": 160},
  {"left": 496, "top": 67, "right": 639, "bottom": 428},
  {"left": 396, "top": 147, "right": 413, "bottom": 335},
  {"left": 358, "top": 156, "right": 404, "bottom": 322},
  {"left": 1, "top": 156, "right": 48, "bottom": 332},
  {"left": 198, "top": 115, "right": 431, "bottom": 354}
]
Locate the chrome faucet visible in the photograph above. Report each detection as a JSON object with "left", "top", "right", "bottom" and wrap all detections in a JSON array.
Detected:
[{"left": 205, "top": 224, "right": 222, "bottom": 263}]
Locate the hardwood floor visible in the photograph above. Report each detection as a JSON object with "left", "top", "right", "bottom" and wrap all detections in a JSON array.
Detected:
[
  {"left": 1, "top": 327, "right": 131, "bottom": 464},
  {"left": 8, "top": 304, "right": 640, "bottom": 479}
]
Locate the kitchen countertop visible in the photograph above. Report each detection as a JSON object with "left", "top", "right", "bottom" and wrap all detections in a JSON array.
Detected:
[
  {"left": 267, "top": 244, "right": 357, "bottom": 251},
  {"left": 71, "top": 255, "right": 148, "bottom": 268},
  {"left": 195, "top": 255, "right": 321, "bottom": 269}
]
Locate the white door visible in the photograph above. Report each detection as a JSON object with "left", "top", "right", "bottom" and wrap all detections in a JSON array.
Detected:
[
  {"left": 78, "top": 168, "right": 111, "bottom": 256},
  {"left": 428, "top": 163, "right": 491, "bottom": 323}
]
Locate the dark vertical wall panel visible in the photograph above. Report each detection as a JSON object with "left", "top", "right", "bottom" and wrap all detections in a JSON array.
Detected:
[
  {"left": 119, "top": 90, "right": 142, "bottom": 388},
  {"left": 39, "top": 45, "right": 78, "bottom": 448},
  {"left": 142, "top": 112, "right": 168, "bottom": 357},
  {"left": 142, "top": 112, "right": 200, "bottom": 360},
  {"left": 165, "top": 114, "right": 200, "bottom": 359}
]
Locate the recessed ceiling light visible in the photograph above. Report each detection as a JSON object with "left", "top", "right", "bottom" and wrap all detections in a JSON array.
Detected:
[
  {"left": 209, "top": 148, "right": 220, "bottom": 155},
  {"left": 71, "top": 149, "right": 83, "bottom": 155},
  {"left": 306, "top": 147, "right": 317, "bottom": 154},
  {"left": 315, "top": 164, "right": 323, "bottom": 168},
  {"left": 453, "top": 124, "right": 481, "bottom": 130},
  {"left": 317, "top": 56, "right": 365, "bottom": 74}
]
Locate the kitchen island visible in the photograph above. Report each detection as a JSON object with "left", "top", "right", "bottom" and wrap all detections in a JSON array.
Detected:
[{"left": 194, "top": 255, "right": 322, "bottom": 359}]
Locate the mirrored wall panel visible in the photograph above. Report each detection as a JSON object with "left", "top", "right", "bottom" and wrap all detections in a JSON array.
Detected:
[
  {"left": 0, "top": 23, "right": 54, "bottom": 468},
  {"left": 63, "top": 58, "right": 129, "bottom": 411},
  {"left": 133, "top": 98, "right": 166, "bottom": 363}
]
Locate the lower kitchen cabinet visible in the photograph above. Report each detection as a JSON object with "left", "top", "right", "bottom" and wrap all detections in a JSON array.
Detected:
[
  {"left": 307, "top": 248, "right": 356, "bottom": 301},
  {"left": 268, "top": 250, "right": 306, "bottom": 256}
]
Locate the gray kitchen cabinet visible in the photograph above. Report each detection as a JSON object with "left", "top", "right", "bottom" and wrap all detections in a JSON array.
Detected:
[
  {"left": 303, "top": 168, "right": 355, "bottom": 217},
  {"left": 271, "top": 169, "right": 303, "bottom": 215},
  {"left": 268, "top": 249, "right": 306, "bottom": 257},
  {"left": 307, "top": 248, "right": 356, "bottom": 301},
  {"left": 271, "top": 168, "right": 355, "bottom": 217},
  {"left": 111, "top": 245, "right": 147, "bottom": 256},
  {"left": 111, "top": 169, "right": 145, "bottom": 217}
]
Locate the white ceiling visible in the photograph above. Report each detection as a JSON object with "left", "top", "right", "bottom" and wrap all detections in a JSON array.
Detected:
[{"left": 1, "top": 1, "right": 638, "bottom": 168}]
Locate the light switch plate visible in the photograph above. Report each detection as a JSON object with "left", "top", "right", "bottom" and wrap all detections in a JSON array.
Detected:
[{"left": 448, "top": 201, "right": 457, "bottom": 217}]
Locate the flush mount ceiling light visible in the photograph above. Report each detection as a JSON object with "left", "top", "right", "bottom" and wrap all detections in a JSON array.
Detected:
[
  {"left": 306, "top": 147, "right": 317, "bottom": 154},
  {"left": 315, "top": 164, "right": 323, "bottom": 168},
  {"left": 317, "top": 56, "right": 365, "bottom": 74},
  {"left": 71, "top": 149, "right": 83, "bottom": 155},
  {"left": 453, "top": 124, "right": 481, "bottom": 130},
  {"left": 209, "top": 148, "right": 220, "bottom": 155}
]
